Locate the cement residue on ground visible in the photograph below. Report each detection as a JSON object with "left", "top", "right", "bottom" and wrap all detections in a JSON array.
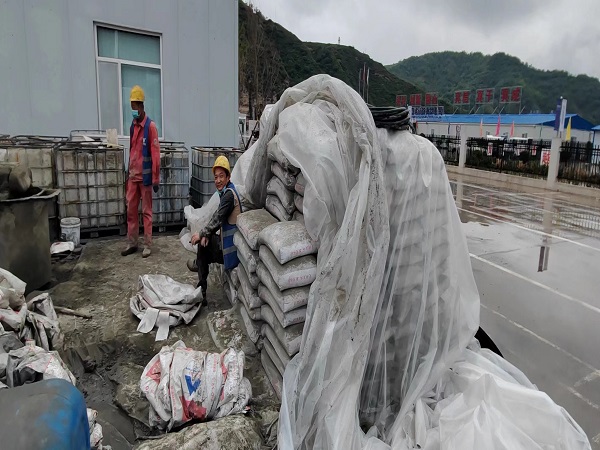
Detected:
[{"left": 48, "top": 235, "right": 280, "bottom": 449}]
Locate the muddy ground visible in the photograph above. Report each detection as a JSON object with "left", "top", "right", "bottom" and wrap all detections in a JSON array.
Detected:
[{"left": 45, "top": 234, "right": 279, "bottom": 449}]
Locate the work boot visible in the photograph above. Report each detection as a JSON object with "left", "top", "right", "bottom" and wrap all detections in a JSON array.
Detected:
[
  {"left": 121, "top": 245, "right": 138, "bottom": 256},
  {"left": 142, "top": 248, "right": 152, "bottom": 258},
  {"left": 187, "top": 258, "right": 198, "bottom": 272}
]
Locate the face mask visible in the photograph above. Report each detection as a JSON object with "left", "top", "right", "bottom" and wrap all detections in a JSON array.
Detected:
[{"left": 131, "top": 110, "right": 140, "bottom": 119}]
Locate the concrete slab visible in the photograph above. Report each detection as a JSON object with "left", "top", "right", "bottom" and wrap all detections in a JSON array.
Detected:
[{"left": 450, "top": 173, "right": 600, "bottom": 449}]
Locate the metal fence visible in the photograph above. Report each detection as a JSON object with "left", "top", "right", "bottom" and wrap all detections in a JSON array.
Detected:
[
  {"left": 558, "top": 142, "right": 600, "bottom": 187},
  {"left": 465, "top": 138, "right": 552, "bottom": 178},
  {"left": 423, "top": 134, "right": 460, "bottom": 165}
]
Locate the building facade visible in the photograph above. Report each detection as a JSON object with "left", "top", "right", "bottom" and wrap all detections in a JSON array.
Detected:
[
  {"left": 0, "top": 0, "right": 238, "bottom": 148},
  {"left": 415, "top": 114, "right": 596, "bottom": 143}
]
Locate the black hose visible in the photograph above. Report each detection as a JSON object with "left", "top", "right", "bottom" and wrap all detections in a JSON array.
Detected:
[{"left": 368, "top": 106, "right": 413, "bottom": 132}]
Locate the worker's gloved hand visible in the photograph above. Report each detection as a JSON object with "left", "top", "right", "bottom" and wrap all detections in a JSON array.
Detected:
[{"left": 153, "top": 184, "right": 159, "bottom": 193}]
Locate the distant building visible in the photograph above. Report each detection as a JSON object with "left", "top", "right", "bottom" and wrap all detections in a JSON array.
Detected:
[
  {"left": 415, "top": 114, "right": 596, "bottom": 143},
  {"left": 0, "top": 0, "right": 239, "bottom": 149}
]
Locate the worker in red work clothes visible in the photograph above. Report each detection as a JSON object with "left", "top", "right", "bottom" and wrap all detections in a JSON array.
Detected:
[{"left": 122, "top": 85, "right": 160, "bottom": 258}]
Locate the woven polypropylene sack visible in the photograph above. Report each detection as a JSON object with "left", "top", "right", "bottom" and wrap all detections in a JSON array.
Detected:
[
  {"left": 271, "top": 161, "right": 297, "bottom": 191},
  {"left": 256, "top": 263, "right": 310, "bottom": 313},
  {"left": 265, "top": 195, "right": 293, "bottom": 222},
  {"left": 233, "top": 232, "right": 259, "bottom": 274},
  {"left": 236, "top": 209, "right": 278, "bottom": 251},
  {"left": 267, "top": 176, "right": 295, "bottom": 215},
  {"left": 260, "top": 304, "right": 303, "bottom": 357},
  {"left": 258, "top": 220, "right": 318, "bottom": 265},
  {"left": 258, "top": 284, "right": 307, "bottom": 328},
  {"left": 259, "top": 246, "right": 316, "bottom": 291}
]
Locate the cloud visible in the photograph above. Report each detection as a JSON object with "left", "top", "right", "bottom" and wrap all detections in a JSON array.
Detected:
[{"left": 250, "top": 0, "right": 600, "bottom": 80}]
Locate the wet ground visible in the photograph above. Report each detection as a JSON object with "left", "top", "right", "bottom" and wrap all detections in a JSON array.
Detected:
[
  {"left": 450, "top": 173, "right": 600, "bottom": 449},
  {"left": 47, "top": 235, "right": 278, "bottom": 449}
]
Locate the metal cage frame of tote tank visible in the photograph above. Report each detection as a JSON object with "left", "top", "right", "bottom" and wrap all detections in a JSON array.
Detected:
[
  {"left": 137, "top": 141, "right": 190, "bottom": 232},
  {"left": 54, "top": 140, "right": 127, "bottom": 235}
]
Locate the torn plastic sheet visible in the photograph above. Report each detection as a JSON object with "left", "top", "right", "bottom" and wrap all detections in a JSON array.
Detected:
[
  {"left": 242, "top": 75, "right": 591, "bottom": 449},
  {"left": 140, "top": 340, "right": 252, "bottom": 431},
  {"left": 130, "top": 275, "right": 202, "bottom": 342}
]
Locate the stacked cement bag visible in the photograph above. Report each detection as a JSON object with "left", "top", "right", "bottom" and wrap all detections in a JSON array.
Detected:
[
  {"left": 265, "top": 135, "right": 300, "bottom": 222},
  {"left": 235, "top": 209, "right": 278, "bottom": 345},
  {"left": 256, "top": 221, "right": 318, "bottom": 398}
]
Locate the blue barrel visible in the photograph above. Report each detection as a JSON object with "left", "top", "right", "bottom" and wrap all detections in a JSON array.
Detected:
[{"left": 0, "top": 379, "right": 90, "bottom": 449}]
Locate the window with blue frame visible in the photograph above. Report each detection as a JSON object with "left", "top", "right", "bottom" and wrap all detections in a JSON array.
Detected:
[{"left": 96, "top": 25, "right": 163, "bottom": 136}]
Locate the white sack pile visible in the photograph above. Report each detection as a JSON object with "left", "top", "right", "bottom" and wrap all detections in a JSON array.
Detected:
[{"left": 240, "top": 75, "right": 591, "bottom": 450}]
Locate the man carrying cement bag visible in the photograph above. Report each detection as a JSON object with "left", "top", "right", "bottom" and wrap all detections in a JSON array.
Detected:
[{"left": 189, "top": 156, "right": 243, "bottom": 302}]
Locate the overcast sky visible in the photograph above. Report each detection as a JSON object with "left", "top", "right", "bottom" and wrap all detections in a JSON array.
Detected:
[{"left": 248, "top": 0, "right": 600, "bottom": 80}]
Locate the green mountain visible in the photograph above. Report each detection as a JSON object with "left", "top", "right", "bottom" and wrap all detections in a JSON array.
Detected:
[
  {"left": 238, "top": 1, "right": 431, "bottom": 115},
  {"left": 387, "top": 51, "right": 600, "bottom": 124}
]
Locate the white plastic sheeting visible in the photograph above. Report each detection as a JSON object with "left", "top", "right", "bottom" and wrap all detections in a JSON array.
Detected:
[{"left": 243, "top": 75, "right": 590, "bottom": 450}]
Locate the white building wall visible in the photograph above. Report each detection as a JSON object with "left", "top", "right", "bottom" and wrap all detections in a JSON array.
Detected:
[
  {"left": 0, "top": 0, "right": 238, "bottom": 148},
  {"left": 417, "top": 122, "right": 592, "bottom": 143}
]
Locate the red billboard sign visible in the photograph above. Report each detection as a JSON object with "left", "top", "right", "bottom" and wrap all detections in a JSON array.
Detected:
[
  {"left": 462, "top": 90, "right": 470, "bottom": 105},
  {"left": 511, "top": 86, "right": 522, "bottom": 102},
  {"left": 454, "top": 91, "right": 462, "bottom": 104},
  {"left": 396, "top": 95, "right": 407, "bottom": 106},
  {"left": 410, "top": 93, "right": 422, "bottom": 106},
  {"left": 476, "top": 88, "right": 495, "bottom": 104},
  {"left": 424, "top": 92, "right": 438, "bottom": 106},
  {"left": 476, "top": 89, "right": 484, "bottom": 103},
  {"left": 500, "top": 87, "right": 510, "bottom": 103}
]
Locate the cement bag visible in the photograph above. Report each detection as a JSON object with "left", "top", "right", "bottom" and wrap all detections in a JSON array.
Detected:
[
  {"left": 223, "top": 276, "right": 237, "bottom": 306},
  {"left": 233, "top": 232, "right": 259, "bottom": 274},
  {"left": 258, "top": 220, "right": 317, "bottom": 265},
  {"left": 260, "top": 305, "right": 304, "bottom": 357},
  {"left": 271, "top": 161, "right": 296, "bottom": 190},
  {"left": 6, "top": 342, "right": 76, "bottom": 388},
  {"left": 295, "top": 172, "right": 306, "bottom": 196},
  {"left": 184, "top": 194, "right": 219, "bottom": 236},
  {"left": 140, "top": 340, "right": 252, "bottom": 431},
  {"left": 26, "top": 294, "right": 64, "bottom": 352},
  {"left": 263, "top": 323, "right": 292, "bottom": 368},
  {"left": 239, "top": 253, "right": 260, "bottom": 289},
  {"left": 231, "top": 267, "right": 240, "bottom": 289},
  {"left": 259, "top": 246, "right": 317, "bottom": 290},
  {"left": 0, "top": 268, "right": 26, "bottom": 310},
  {"left": 294, "top": 193, "right": 304, "bottom": 214},
  {"left": 266, "top": 194, "right": 293, "bottom": 222},
  {"left": 261, "top": 350, "right": 283, "bottom": 400},
  {"left": 237, "top": 264, "right": 261, "bottom": 306},
  {"left": 236, "top": 209, "right": 278, "bottom": 251},
  {"left": 130, "top": 275, "right": 202, "bottom": 342},
  {"left": 238, "top": 288, "right": 261, "bottom": 321},
  {"left": 293, "top": 211, "right": 305, "bottom": 225},
  {"left": 258, "top": 284, "right": 306, "bottom": 328},
  {"left": 263, "top": 337, "right": 285, "bottom": 377},
  {"left": 239, "top": 305, "right": 262, "bottom": 344},
  {"left": 267, "top": 176, "right": 295, "bottom": 215},
  {"left": 267, "top": 135, "right": 300, "bottom": 175},
  {"left": 257, "top": 263, "right": 310, "bottom": 313}
]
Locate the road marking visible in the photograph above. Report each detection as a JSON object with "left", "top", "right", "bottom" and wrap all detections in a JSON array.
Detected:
[
  {"left": 480, "top": 304, "right": 599, "bottom": 374},
  {"left": 460, "top": 207, "right": 600, "bottom": 252},
  {"left": 564, "top": 385, "right": 600, "bottom": 411},
  {"left": 472, "top": 254, "right": 600, "bottom": 316},
  {"left": 575, "top": 370, "right": 600, "bottom": 388}
]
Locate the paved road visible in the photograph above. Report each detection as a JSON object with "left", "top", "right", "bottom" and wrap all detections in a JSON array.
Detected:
[{"left": 449, "top": 174, "right": 600, "bottom": 448}]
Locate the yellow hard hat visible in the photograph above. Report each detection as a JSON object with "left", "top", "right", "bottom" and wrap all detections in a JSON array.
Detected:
[
  {"left": 213, "top": 155, "right": 231, "bottom": 176},
  {"left": 130, "top": 85, "right": 145, "bottom": 102}
]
